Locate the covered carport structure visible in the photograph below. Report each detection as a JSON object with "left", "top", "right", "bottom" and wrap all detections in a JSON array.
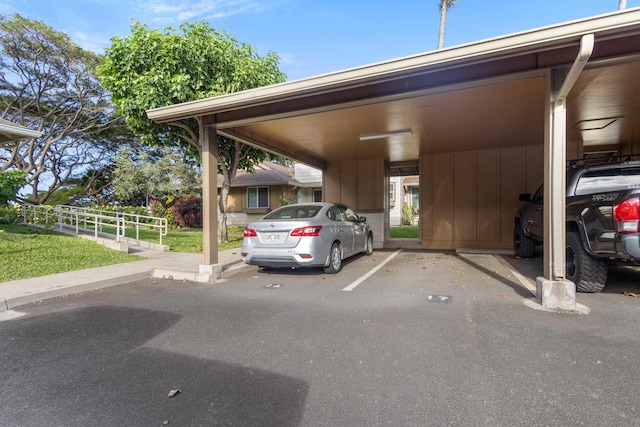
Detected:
[
  {"left": 148, "top": 8, "right": 640, "bottom": 310},
  {"left": 0, "top": 118, "right": 42, "bottom": 145}
]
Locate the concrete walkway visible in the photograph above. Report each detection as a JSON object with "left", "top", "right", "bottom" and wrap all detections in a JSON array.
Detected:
[{"left": 0, "top": 245, "right": 249, "bottom": 312}]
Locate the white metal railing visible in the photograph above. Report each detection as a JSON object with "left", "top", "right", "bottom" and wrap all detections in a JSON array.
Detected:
[{"left": 21, "top": 204, "right": 168, "bottom": 245}]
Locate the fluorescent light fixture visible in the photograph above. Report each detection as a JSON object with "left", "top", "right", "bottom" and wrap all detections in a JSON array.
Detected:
[
  {"left": 359, "top": 129, "right": 412, "bottom": 141},
  {"left": 570, "top": 117, "right": 622, "bottom": 131}
]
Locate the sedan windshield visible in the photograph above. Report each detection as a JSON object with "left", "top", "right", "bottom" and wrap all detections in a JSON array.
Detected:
[{"left": 263, "top": 205, "right": 322, "bottom": 219}]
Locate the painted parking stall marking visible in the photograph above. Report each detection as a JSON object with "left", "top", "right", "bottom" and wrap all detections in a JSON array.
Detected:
[
  {"left": 342, "top": 249, "right": 402, "bottom": 291},
  {"left": 426, "top": 295, "right": 452, "bottom": 303}
]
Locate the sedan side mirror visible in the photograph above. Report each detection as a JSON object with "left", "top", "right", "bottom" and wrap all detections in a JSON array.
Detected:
[
  {"left": 358, "top": 216, "right": 367, "bottom": 223},
  {"left": 518, "top": 193, "right": 531, "bottom": 202}
]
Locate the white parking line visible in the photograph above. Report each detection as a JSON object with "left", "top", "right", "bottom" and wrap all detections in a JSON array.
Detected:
[
  {"left": 342, "top": 249, "right": 402, "bottom": 291},
  {"left": 494, "top": 254, "right": 537, "bottom": 295}
]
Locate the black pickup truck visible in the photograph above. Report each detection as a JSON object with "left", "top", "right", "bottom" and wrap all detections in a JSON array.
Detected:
[{"left": 514, "top": 159, "right": 640, "bottom": 292}]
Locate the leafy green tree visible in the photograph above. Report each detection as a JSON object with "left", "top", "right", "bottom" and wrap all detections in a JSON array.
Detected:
[
  {"left": 98, "top": 21, "right": 286, "bottom": 242},
  {"left": 0, "top": 170, "right": 26, "bottom": 206},
  {"left": 0, "top": 14, "right": 133, "bottom": 204},
  {"left": 437, "top": 0, "right": 458, "bottom": 49},
  {"left": 43, "top": 166, "right": 115, "bottom": 206},
  {"left": 112, "top": 147, "right": 200, "bottom": 208}
]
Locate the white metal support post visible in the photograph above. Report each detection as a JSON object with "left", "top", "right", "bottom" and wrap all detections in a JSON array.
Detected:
[{"left": 537, "top": 34, "right": 594, "bottom": 310}]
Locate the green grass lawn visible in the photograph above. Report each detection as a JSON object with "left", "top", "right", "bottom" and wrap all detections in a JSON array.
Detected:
[
  {"left": 0, "top": 224, "right": 139, "bottom": 283},
  {"left": 96, "top": 225, "right": 244, "bottom": 253},
  {"left": 0, "top": 224, "right": 245, "bottom": 283},
  {"left": 389, "top": 226, "right": 419, "bottom": 238},
  {"left": 161, "top": 226, "right": 244, "bottom": 253}
]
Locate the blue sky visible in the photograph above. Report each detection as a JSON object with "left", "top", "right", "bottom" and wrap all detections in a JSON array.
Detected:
[{"left": 1, "top": 0, "right": 639, "bottom": 81}]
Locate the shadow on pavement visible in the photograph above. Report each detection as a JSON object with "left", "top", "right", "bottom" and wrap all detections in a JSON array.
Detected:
[
  {"left": 0, "top": 306, "right": 308, "bottom": 426},
  {"left": 455, "top": 253, "right": 535, "bottom": 298},
  {"left": 601, "top": 265, "right": 640, "bottom": 295}
]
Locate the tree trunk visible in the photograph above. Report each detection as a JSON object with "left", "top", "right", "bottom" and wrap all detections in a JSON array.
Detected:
[
  {"left": 438, "top": 2, "right": 447, "bottom": 49},
  {"left": 218, "top": 182, "right": 230, "bottom": 243}
]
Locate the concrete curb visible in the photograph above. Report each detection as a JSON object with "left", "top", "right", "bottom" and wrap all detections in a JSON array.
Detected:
[
  {"left": 2, "top": 270, "right": 152, "bottom": 311},
  {"left": 0, "top": 257, "right": 255, "bottom": 312}
]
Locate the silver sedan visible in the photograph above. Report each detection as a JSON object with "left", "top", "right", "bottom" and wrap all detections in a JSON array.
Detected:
[{"left": 241, "top": 202, "right": 373, "bottom": 273}]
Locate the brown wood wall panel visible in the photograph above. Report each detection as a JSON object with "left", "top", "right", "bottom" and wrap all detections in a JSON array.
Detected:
[
  {"left": 269, "top": 185, "right": 287, "bottom": 208},
  {"left": 476, "top": 149, "right": 501, "bottom": 242},
  {"left": 420, "top": 145, "right": 539, "bottom": 249},
  {"left": 453, "top": 151, "right": 476, "bottom": 241},
  {"left": 525, "top": 145, "right": 544, "bottom": 194},
  {"left": 324, "top": 146, "right": 547, "bottom": 250},
  {"left": 431, "top": 153, "right": 454, "bottom": 242},
  {"left": 228, "top": 187, "right": 242, "bottom": 211},
  {"left": 374, "top": 158, "right": 387, "bottom": 210},
  {"left": 420, "top": 154, "right": 433, "bottom": 240},
  {"left": 324, "top": 162, "right": 341, "bottom": 203},
  {"left": 340, "top": 161, "right": 357, "bottom": 208},
  {"left": 357, "top": 159, "right": 375, "bottom": 209},
  {"left": 500, "top": 147, "right": 525, "bottom": 242},
  {"left": 326, "top": 158, "right": 387, "bottom": 211}
]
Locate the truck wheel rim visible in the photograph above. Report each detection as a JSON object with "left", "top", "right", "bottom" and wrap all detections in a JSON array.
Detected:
[{"left": 566, "top": 246, "right": 576, "bottom": 279}]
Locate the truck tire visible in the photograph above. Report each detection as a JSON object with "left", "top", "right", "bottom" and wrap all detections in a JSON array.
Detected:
[
  {"left": 565, "top": 231, "right": 607, "bottom": 292},
  {"left": 514, "top": 222, "right": 536, "bottom": 258}
]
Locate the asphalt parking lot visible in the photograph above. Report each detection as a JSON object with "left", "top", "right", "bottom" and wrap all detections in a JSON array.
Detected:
[{"left": 1, "top": 249, "right": 639, "bottom": 426}]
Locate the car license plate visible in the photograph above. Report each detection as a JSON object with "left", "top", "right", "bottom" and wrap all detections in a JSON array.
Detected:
[{"left": 267, "top": 233, "right": 280, "bottom": 241}]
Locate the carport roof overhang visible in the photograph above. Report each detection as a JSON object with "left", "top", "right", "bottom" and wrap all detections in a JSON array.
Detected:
[
  {"left": 147, "top": 8, "right": 640, "bottom": 170},
  {"left": 0, "top": 118, "right": 42, "bottom": 146}
]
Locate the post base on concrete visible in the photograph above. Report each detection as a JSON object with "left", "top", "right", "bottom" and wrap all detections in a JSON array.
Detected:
[
  {"left": 196, "top": 263, "right": 223, "bottom": 282},
  {"left": 536, "top": 277, "right": 576, "bottom": 311}
]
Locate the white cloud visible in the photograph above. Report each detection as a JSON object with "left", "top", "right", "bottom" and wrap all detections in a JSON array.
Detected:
[
  {"left": 277, "top": 52, "right": 307, "bottom": 80},
  {"left": 138, "top": 0, "right": 284, "bottom": 23},
  {"left": 279, "top": 52, "right": 304, "bottom": 69},
  {"left": 72, "top": 31, "right": 113, "bottom": 54}
]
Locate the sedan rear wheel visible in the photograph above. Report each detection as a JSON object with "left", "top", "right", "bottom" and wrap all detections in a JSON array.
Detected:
[{"left": 323, "top": 242, "right": 342, "bottom": 274}]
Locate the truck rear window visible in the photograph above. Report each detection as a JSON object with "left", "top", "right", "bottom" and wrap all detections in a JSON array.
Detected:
[{"left": 575, "top": 167, "right": 640, "bottom": 195}]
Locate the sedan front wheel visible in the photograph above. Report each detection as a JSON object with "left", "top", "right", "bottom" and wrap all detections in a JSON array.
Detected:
[{"left": 364, "top": 233, "right": 374, "bottom": 255}]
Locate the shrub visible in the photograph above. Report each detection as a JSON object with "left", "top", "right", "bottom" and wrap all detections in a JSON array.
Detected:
[
  {"left": 279, "top": 193, "right": 298, "bottom": 206},
  {"left": 0, "top": 170, "right": 27, "bottom": 206},
  {"left": 172, "top": 197, "right": 202, "bottom": 228},
  {"left": 0, "top": 206, "right": 20, "bottom": 224},
  {"left": 150, "top": 199, "right": 177, "bottom": 226},
  {"left": 401, "top": 203, "right": 419, "bottom": 225}
]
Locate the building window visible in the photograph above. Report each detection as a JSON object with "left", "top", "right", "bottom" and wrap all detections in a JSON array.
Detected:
[
  {"left": 247, "top": 187, "right": 269, "bottom": 208},
  {"left": 389, "top": 182, "right": 396, "bottom": 202},
  {"left": 410, "top": 186, "right": 419, "bottom": 208},
  {"left": 313, "top": 188, "right": 323, "bottom": 202}
]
